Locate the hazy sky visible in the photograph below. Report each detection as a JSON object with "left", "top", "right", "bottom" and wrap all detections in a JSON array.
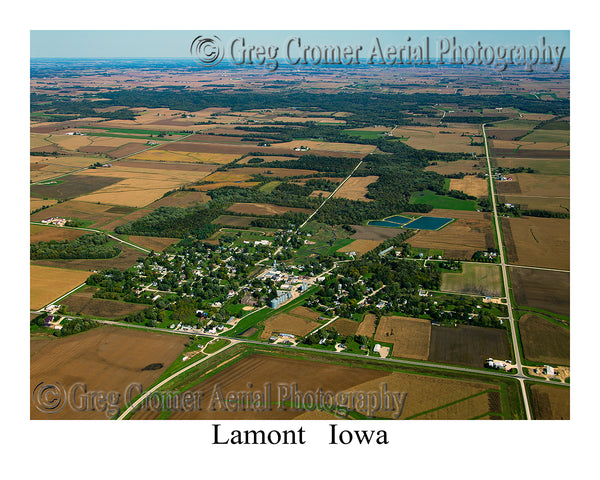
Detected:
[{"left": 31, "top": 30, "right": 569, "bottom": 58}]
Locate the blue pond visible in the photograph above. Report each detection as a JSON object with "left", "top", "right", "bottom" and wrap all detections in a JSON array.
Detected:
[{"left": 403, "top": 217, "right": 453, "bottom": 230}]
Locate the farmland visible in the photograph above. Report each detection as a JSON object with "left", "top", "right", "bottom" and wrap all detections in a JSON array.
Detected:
[
  {"left": 356, "top": 313, "right": 378, "bottom": 337},
  {"left": 428, "top": 325, "right": 511, "bottom": 367},
  {"left": 425, "top": 159, "right": 484, "bottom": 175},
  {"left": 30, "top": 224, "right": 86, "bottom": 243},
  {"left": 530, "top": 384, "right": 570, "bottom": 420},
  {"left": 332, "top": 176, "right": 378, "bottom": 201},
  {"left": 260, "top": 312, "right": 321, "bottom": 340},
  {"left": 61, "top": 287, "right": 149, "bottom": 318},
  {"left": 449, "top": 176, "right": 488, "bottom": 198},
  {"left": 30, "top": 265, "right": 90, "bottom": 309},
  {"left": 509, "top": 267, "right": 570, "bottom": 316},
  {"left": 226, "top": 202, "right": 311, "bottom": 216},
  {"left": 374, "top": 316, "right": 431, "bottom": 360},
  {"left": 501, "top": 217, "right": 569, "bottom": 270},
  {"left": 391, "top": 125, "right": 483, "bottom": 153},
  {"left": 337, "top": 239, "right": 382, "bottom": 256},
  {"left": 441, "top": 263, "right": 503, "bottom": 297},
  {"left": 30, "top": 326, "right": 187, "bottom": 419},
  {"left": 327, "top": 318, "right": 360, "bottom": 336},
  {"left": 31, "top": 243, "right": 141, "bottom": 272},
  {"left": 518, "top": 314, "right": 570, "bottom": 365}
]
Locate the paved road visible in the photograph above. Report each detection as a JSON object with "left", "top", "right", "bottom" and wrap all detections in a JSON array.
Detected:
[
  {"left": 297, "top": 159, "right": 363, "bottom": 232},
  {"left": 483, "top": 124, "right": 532, "bottom": 419}
]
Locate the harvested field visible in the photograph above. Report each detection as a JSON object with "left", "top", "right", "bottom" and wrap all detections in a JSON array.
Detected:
[
  {"left": 31, "top": 244, "right": 141, "bottom": 272},
  {"left": 31, "top": 174, "right": 124, "bottom": 200},
  {"left": 288, "top": 307, "right": 321, "bottom": 320},
  {"left": 428, "top": 325, "right": 511, "bottom": 367},
  {"left": 45, "top": 134, "right": 93, "bottom": 151},
  {"left": 501, "top": 217, "right": 569, "bottom": 270},
  {"left": 498, "top": 195, "right": 570, "bottom": 213},
  {"left": 221, "top": 166, "right": 319, "bottom": 178},
  {"left": 61, "top": 287, "right": 148, "bottom": 318},
  {"left": 31, "top": 133, "right": 57, "bottom": 148},
  {"left": 129, "top": 148, "right": 240, "bottom": 164},
  {"left": 519, "top": 314, "right": 569, "bottom": 365},
  {"left": 391, "top": 126, "right": 482, "bottom": 153},
  {"left": 30, "top": 198, "right": 58, "bottom": 213},
  {"left": 238, "top": 155, "right": 297, "bottom": 164},
  {"left": 328, "top": 318, "right": 360, "bottom": 336},
  {"left": 260, "top": 313, "right": 320, "bottom": 340},
  {"left": 198, "top": 181, "right": 260, "bottom": 191},
  {"left": 273, "top": 140, "right": 376, "bottom": 155},
  {"left": 93, "top": 207, "right": 154, "bottom": 231},
  {"left": 350, "top": 225, "right": 405, "bottom": 241},
  {"left": 530, "top": 384, "right": 569, "bottom": 420},
  {"left": 407, "top": 209, "right": 494, "bottom": 259},
  {"left": 357, "top": 314, "right": 378, "bottom": 338},
  {"left": 146, "top": 190, "right": 210, "bottom": 209},
  {"left": 496, "top": 173, "right": 569, "bottom": 198},
  {"left": 30, "top": 200, "right": 124, "bottom": 225},
  {"left": 441, "top": 263, "right": 503, "bottom": 297},
  {"left": 486, "top": 129, "right": 530, "bottom": 141},
  {"left": 132, "top": 354, "right": 387, "bottom": 420},
  {"left": 449, "top": 176, "right": 488, "bottom": 198},
  {"left": 412, "top": 391, "right": 497, "bottom": 420},
  {"left": 30, "top": 265, "right": 90, "bottom": 309},
  {"left": 227, "top": 202, "right": 311, "bottom": 216},
  {"left": 212, "top": 215, "right": 257, "bottom": 227},
  {"left": 337, "top": 239, "right": 382, "bottom": 256},
  {"left": 30, "top": 225, "right": 87, "bottom": 244},
  {"left": 332, "top": 176, "right": 378, "bottom": 201},
  {"left": 344, "top": 371, "right": 499, "bottom": 419},
  {"left": 128, "top": 236, "right": 180, "bottom": 251},
  {"left": 374, "top": 316, "right": 431, "bottom": 360},
  {"left": 104, "top": 143, "right": 154, "bottom": 159},
  {"left": 30, "top": 326, "right": 187, "bottom": 419},
  {"left": 509, "top": 267, "right": 569, "bottom": 316}
]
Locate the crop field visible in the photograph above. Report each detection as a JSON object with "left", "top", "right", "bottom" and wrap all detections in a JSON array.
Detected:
[
  {"left": 337, "top": 239, "right": 382, "bottom": 256},
  {"left": 374, "top": 316, "right": 431, "bottom": 360},
  {"left": 273, "top": 140, "right": 376, "bottom": 155},
  {"left": 131, "top": 354, "right": 388, "bottom": 420},
  {"left": 31, "top": 243, "right": 141, "bottom": 272},
  {"left": 127, "top": 235, "right": 180, "bottom": 251},
  {"left": 486, "top": 128, "right": 530, "bottom": 141},
  {"left": 129, "top": 148, "right": 240, "bottom": 165},
  {"left": 70, "top": 164, "right": 214, "bottom": 207},
  {"left": 227, "top": 202, "right": 311, "bottom": 216},
  {"left": 501, "top": 217, "right": 569, "bottom": 270},
  {"left": 495, "top": 173, "right": 569, "bottom": 198},
  {"left": 518, "top": 314, "right": 570, "bottom": 365},
  {"left": 198, "top": 181, "right": 260, "bottom": 191},
  {"left": 30, "top": 326, "right": 187, "bottom": 419},
  {"left": 30, "top": 155, "right": 100, "bottom": 182},
  {"left": 146, "top": 190, "right": 210, "bottom": 209},
  {"left": 425, "top": 159, "right": 484, "bottom": 175},
  {"left": 223, "top": 166, "right": 320, "bottom": 178},
  {"left": 237, "top": 155, "right": 298, "bottom": 164},
  {"left": 509, "top": 267, "right": 569, "bottom": 317},
  {"left": 94, "top": 207, "right": 154, "bottom": 231},
  {"left": 407, "top": 209, "right": 494, "bottom": 259},
  {"left": 31, "top": 174, "right": 124, "bottom": 200},
  {"left": 30, "top": 199, "right": 125, "bottom": 225},
  {"left": 530, "top": 384, "right": 570, "bottom": 420},
  {"left": 498, "top": 195, "right": 570, "bottom": 213},
  {"left": 260, "top": 312, "right": 321, "bottom": 340},
  {"left": 328, "top": 318, "right": 360, "bottom": 336},
  {"left": 30, "top": 225, "right": 87, "bottom": 243},
  {"left": 520, "top": 129, "right": 570, "bottom": 143},
  {"left": 410, "top": 191, "right": 478, "bottom": 211},
  {"left": 441, "top": 263, "right": 503, "bottom": 297},
  {"left": 202, "top": 171, "right": 253, "bottom": 183},
  {"left": 449, "top": 176, "right": 488, "bottom": 198},
  {"left": 357, "top": 313, "right": 378, "bottom": 338},
  {"left": 332, "top": 176, "right": 378, "bottom": 201},
  {"left": 428, "top": 325, "right": 511, "bottom": 367},
  {"left": 30, "top": 197, "right": 58, "bottom": 212},
  {"left": 30, "top": 265, "right": 90, "bottom": 309},
  {"left": 391, "top": 125, "right": 483, "bottom": 153},
  {"left": 493, "top": 157, "right": 569, "bottom": 176},
  {"left": 288, "top": 306, "right": 321, "bottom": 320},
  {"left": 344, "top": 370, "right": 502, "bottom": 419},
  {"left": 62, "top": 287, "right": 148, "bottom": 318},
  {"left": 31, "top": 133, "right": 55, "bottom": 149}
]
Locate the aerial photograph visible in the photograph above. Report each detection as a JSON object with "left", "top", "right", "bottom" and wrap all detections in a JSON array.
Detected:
[{"left": 28, "top": 29, "right": 571, "bottom": 424}]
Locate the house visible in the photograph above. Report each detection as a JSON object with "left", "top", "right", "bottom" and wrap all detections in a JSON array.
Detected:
[{"left": 373, "top": 344, "right": 381, "bottom": 353}]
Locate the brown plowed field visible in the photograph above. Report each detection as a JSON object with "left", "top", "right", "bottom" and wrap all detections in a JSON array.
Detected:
[
  {"left": 260, "top": 313, "right": 320, "bottom": 340},
  {"left": 449, "top": 176, "right": 488, "bottom": 198},
  {"left": 105, "top": 143, "right": 151, "bottom": 159},
  {"left": 407, "top": 209, "right": 494, "bottom": 259},
  {"left": 518, "top": 314, "right": 569, "bottom": 365},
  {"left": 30, "top": 326, "right": 187, "bottom": 419},
  {"left": 212, "top": 215, "right": 257, "bottom": 227},
  {"left": 128, "top": 236, "right": 180, "bottom": 251},
  {"left": 226, "top": 202, "right": 311, "bottom": 216},
  {"left": 357, "top": 314, "right": 378, "bottom": 337},
  {"left": 332, "top": 176, "right": 378, "bottom": 201},
  {"left": 132, "top": 354, "right": 389, "bottom": 420},
  {"left": 30, "top": 265, "right": 90, "bottom": 309},
  {"left": 486, "top": 129, "right": 530, "bottom": 141},
  {"left": 374, "top": 316, "right": 431, "bottom": 360},
  {"left": 530, "top": 384, "right": 569, "bottom": 420},
  {"left": 146, "top": 190, "right": 210, "bottom": 209},
  {"left": 509, "top": 267, "right": 569, "bottom": 316},
  {"left": 501, "top": 217, "right": 569, "bottom": 270},
  {"left": 428, "top": 325, "right": 511, "bottom": 367},
  {"left": 116, "top": 159, "right": 218, "bottom": 173},
  {"left": 62, "top": 288, "right": 148, "bottom": 318},
  {"left": 496, "top": 174, "right": 569, "bottom": 198},
  {"left": 31, "top": 174, "right": 124, "bottom": 200},
  {"left": 30, "top": 225, "right": 87, "bottom": 243},
  {"left": 337, "top": 239, "right": 382, "bottom": 256},
  {"left": 31, "top": 244, "right": 141, "bottom": 272}
]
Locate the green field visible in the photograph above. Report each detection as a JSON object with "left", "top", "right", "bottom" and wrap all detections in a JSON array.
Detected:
[
  {"left": 494, "top": 158, "right": 569, "bottom": 176},
  {"left": 343, "top": 129, "right": 385, "bottom": 139},
  {"left": 409, "top": 191, "right": 478, "bottom": 211},
  {"left": 259, "top": 181, "right": 282, "bottom": 193},
  {"left": 519, "top": 129, "right": 570, "bottom": 143},
  {"left": 488, "top": 119, "right": 541, "bottom": 130},
  {"left": 204, "top": 338, "right": 230, "bottom": 354},
  {"left": 81, "top": 127, "right": 187, "bottom": 136},
  {"left": 441, "top": 262, "right": 503, "bottom": 297}
]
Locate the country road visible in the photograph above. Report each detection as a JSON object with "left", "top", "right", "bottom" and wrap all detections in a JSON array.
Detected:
[{"left": 483, "top": 123, "right": 532, "bottom": 419}]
